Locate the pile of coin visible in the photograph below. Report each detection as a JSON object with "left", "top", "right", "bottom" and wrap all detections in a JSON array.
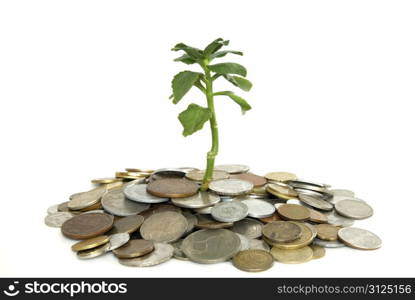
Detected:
[{"left": 45, "top": 166, "right": 382, "bottom": 272}]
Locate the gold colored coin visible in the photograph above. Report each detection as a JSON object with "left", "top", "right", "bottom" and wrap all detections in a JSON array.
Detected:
[
  {"left": 259, "top": 214, "right": 282, "bottom": 223},
  {"left": 232, "top": 250, "right": 274, "bottom": 272},
  {"left": 316, "top": 224, "right": 340, "bottom": 241},
  {"left": 125, "top": 168, "right": 154, "bottom": 173},
  {"left": 77, "top": 243, "right": 110, "bottom": 259},
  {"left": 115, "top": 171, "right": 150, "bottom": 180},
  {"left": 91, "top": 178, "right": 122, "bottom": 184},
  {"left": 271, "top": 246, "right": 313, "bottom": 264},
  {"left": 266, "top": 184, "right": 298, "bottom": 199},
  {"left": 79, "top": 201, "right": 103, "bottom": 212},
  {"left": 71, "top": 235, "right": 110, "bottom": 252},
  {"left": 310, "top": 244, "right": 326, "bottom": 259},
  {"left": 265, "top": 222, "right": 315, "bottom": 250},
  {"left": 277, "top": 204, "right": 310, "bottom": 221},
  {"left": 265, "top": 172, "right": 297, "bottom": 183}
]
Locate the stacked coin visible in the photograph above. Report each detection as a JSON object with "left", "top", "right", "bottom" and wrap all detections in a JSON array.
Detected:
[{"left": 45, "top": 166, "right": 381, "bottom": 272}]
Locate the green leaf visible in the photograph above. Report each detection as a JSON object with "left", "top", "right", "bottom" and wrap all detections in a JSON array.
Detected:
[
  {"left": 203, "top": 38, "right": 229, "bottom": 56},
  {"left": 208, "top": 62, "right": 247, "bottom": 77},
  {"left": 171, "top": 43, "right": 203, "bottom": 60},
  {"left": 171, "top": 71, "right": 201, "bottom": 104},
  {"left": 178, "top": 103, "right": 212, "bottom": 137},
  {"left": 174, "top": 54, "right": 196, "bottom": 65},
  {"left": 215, "top": 91, "right": 252, "bottom": 113},
  {"left": 210, "top": 50, "right": 243, "bottom": 59},
  {"left": 224, "top": 75, "right": 252, "bottom": 91}
]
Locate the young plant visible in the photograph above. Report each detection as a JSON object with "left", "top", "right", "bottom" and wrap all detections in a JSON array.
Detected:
[{"left": 170, "top": 38, "right": 252, "bottom": 190}]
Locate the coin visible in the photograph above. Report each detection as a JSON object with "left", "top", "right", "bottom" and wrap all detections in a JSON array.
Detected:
[
  {"left": 186, "top": 169, "right": 229, "bottom": 182},
  {"left": 61, "top": 213, "right": 114, "bottom": 240},
  {"left": 266, "top": 183, "right": 298, "bottom": 199},
  {"left": 316, "top": 224, "right": 340, "bottom": 241},
  {"left": 277, "top": 204, "right": 310, "bottom": 221},
  {"left": 107, "top": 215, "right": 144, "bottom": 235},
  {"left": 266, "top": 222, "right": 315, "bottom": 250},
  {"left": 146, "top": 178, "right": 199, "bottom": 198},
  {"left": 313, "top": 238, "right": 345, "bottom": 248},
  {"left": 68, "top": 187, "right": 106, "bottom": 211},
  {"left": 298, "top": 194, "right": 333, "bottom": 211},
  {"left": 118, "top": 243, "right": 174, "bottom": 267},
  {"left": 240, "top": 198, "right": 276, "bottom": 218},
  {"left": 209, "top": 179, "right": 253, "bottom": 196},
  {"left": 125, "top": 168, "right": 154, "bottom": 173},
  {"left": 230, "top": 173, "right": 267, "bottom": 187},
  {"left": 79, "top": 201, "right": 103, "bottom": 212},
  {"left": 113, "top": 239, "right": 154, "bottom": 258},
  {"left": 338, "top": 227, "right": 382, "bottom": 250},
  {"left": 215, "top": 164, "right": 249, "bottom": 174},
  {"left": 271, "top": 246, "right": 313, "bottom": 264},
  {"left": 248, "top": 239, "right": 270, "bottom": 251},
  {"left": 335, "top": 199, "right": 373, "bottom": 220},
  {"left": 171, "top": 239, "right": 188, "bottom": 261},
  {"left": 91, "top": 178, "right": 122, "bottom": 184},
  {"left": 193, "top": 206, "right": 213, "bottom": 214},
  {"left": 329, "top": 189, "right": 355, "bottom": 197},
  {"left": 108, "top": 232, "right": 130, "bottom": 251},
  {"left": 259, "top": 213, "right": 282, "bottom": 223},
  {"left": 232, "top": 250, "right": 274, "bottom": 272},
  {"left": 139, "top": 204, "right": 182, "bottom": 220},
  {"left": 287, "top": 180, "right": 328, "bottom": 193},
  {"left": 44, "top": 212, "right": 74, "bottom": 228},
  {"left": 325, "top": 210, "right": 354, "bottom": 227},
  {"left": 101, "top": 188, "right": 150, "bottom": 216},
  {"left": 308, "top": 208, "right": 328, "bottom": 223},
  {"left": 211, "top": 201, "right": 249, "bottom": 223},
  {"left": 71, "top": 235, "right": 110, "bottom": 252},
  {"left": 171, "top": 191, "right": 220, "bottom": 209},
  {"left": 47, "top": 204, "right": 59, "bottom": 215},
  {"left": 77, "top": 243, "right": 110, "bottom": 259},
  {"left": 182, "top": 211, "right": 197, "bottom": 234},
  {"left": 265, "top": 172, "right": 297, "bottom": 182},
  {"left": 296, "top": 188, "right": 333, "bottom": 201},
  {"left": 236, "top": 233, "right": 250, "bottom": 251},
  {"left": 262, "top": 221, "right": 302, "bottom": 243},
  {"left": 310, "top": 244, "right": 325, "bottom": 259},
  {"left": 140, "top": 211, "right": 188, "bottom": 243},
  {"left": 123, "top": 183, "right": 169, "bottom": 203},
  {"left": 231, "top": 218, "right": 263, "bottom": 239},
  {"left": 182, "top": 229, "right": 241, "bottom": 264},
  {"left": 195, "top": 214, "right": 233, "bottom": 229}
]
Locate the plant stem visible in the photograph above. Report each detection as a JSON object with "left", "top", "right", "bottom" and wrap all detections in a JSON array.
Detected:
[{"left": 200, "top": 63, "right": 219, "bottom": 191}]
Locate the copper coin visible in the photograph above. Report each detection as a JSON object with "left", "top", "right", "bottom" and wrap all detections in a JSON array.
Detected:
[
  {"left": 259, "top": 213, "right": 282, "bottom": 223},
  {"left": 277, "top": 204, "right": 310, "bottom": 221},
  {"left": 146, "top": 178, "right": 199, "bottom": 198},
  {"left": 308, "top": 208, "right": 328, "bottom": 223},
  {"left": 139, "top": 204, "right": 182, "bottom": 220},
  {"left": 195, "top": 214, "right": 233, "bottom": 229},
  {"left": 61, "top": 213, "right": 114, "bottom": 240},
  {"left": 107, "top": 215, "right": 145, "bottom": 235},
  {"left": 112, "top": 239, "right": 154, "bottom": 258},
  {"left": 262, "top": 221, "right": 303, "bottom": 243},
  {"left": 316, "top": 224, "right": 340, "bottom": 241},
  {"left": 230, "top": 173, "right": 267, "bottom": 187}
]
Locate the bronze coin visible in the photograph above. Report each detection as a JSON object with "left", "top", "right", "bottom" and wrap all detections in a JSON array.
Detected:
[
  {"left": 139, "top": 204, "right": 182, "bottom": 220},
  {"left": 146, "top": 178, "right": 199, "bottom": 198},
  {"left": 308, "top": 208, "right": 328, "bottom": 223},
  {"left": 262, "top": 221, "right": 303, "bottom": 243},
  {"left": 195, "top": 214, "right": 233, "bottom": 229},
  {"left": 316, "top": 224, "right": 340, "bottom": 241},
  {"left": 61, "top": 213, "right": 114, "bottom": 240},
  {"left": 230, "top": 173, "right": 267, "bottom": 187},
  {"left": 107, "top": 215, "right": 145, "bottom": 235},
  {"left": 277, "top": 204, "right": 310, "bottom": 221},
  {"left": 112, "top": 239, "right": 154, "bottom": 258},
  {"left": 259, "top": 213, "right": 282, "bottom": 223}
]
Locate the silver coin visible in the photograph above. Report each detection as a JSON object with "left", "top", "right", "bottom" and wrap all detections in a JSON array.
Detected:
[
  {"left": 248, "top": 239, "right": 270, "bottom": 252},
  {"left": 329, "top": 189, "right": 355, "bottom": 197},
  {"left": 335, "top": 199, "right": 373, "bottom": 220},
  {"left": 231, "top": 218, "right": 263, "bottom": 239},
  {"left": 214, "top": 164, "right": 250, "bottom": 174},
  {"left": 287, "top": 180, "right": 329, "bottom": 193},
  {"left": 211, "top": 201, "right": 249, "bottom": 223},
  {"left": 325, "top": 210, "right": 354, "bottom": 227},
  {"left": 123, "top": 183, "right": 168, "bottom": 204},
  {"left": 209, "top": 179, "right": 253, "bottom": 196},
  {"left": 68, "top": 187, "right": 106, "bottom": 210},
  {"left": 220, "top": 196, "right": 235, "bottom": 202},
  {"left": 44, "top": 212, "right": 74, "bottom": 228},
  {"left": 171, "top": 239, "right": 188, "bottom": 261},
  {"left": 108, "top": 233, "right": 130, "bottom": 251},
  {"left": 330, "top": 195, "right": 365, "bottom": 204},
  {"left": 338, "top": 227, "right": 382, "bottom": 250},
  {"left": 140, "top": 211, "right": 188, "bottom": 243},
  {"left": 182, "top": 211, "right": 197, "bottom": 234},
  {"left": 193, "top": 206, "right": 213, "bottom": 214},
  {"left": 171, "top": 191, "right": 220, "bottom": 209},
  {"left": 47, "top": 204, "right": 59, "bottom": 215},
  {"left": 240, "top": 198, "right": 276, "bottom": 218},
  {"left": 182, "top": 229, "right": 241, "bottom": 264},
  {"left": 236, "top": 233, "right": 250, "bottom": 251},
  {"left": 285, "top": 199, "right": 303, "bottom": 206},
  {"left": 118, "top": 243, "right": 174, "bottom": 267},
  {"left": 298, "top": 194, "right": 333, "bottom": 211},
  {"left": 81, "top": 209, "right": 105, "bottom": 214},
  {"left": 101, "top": 188, "right": 150, "bottom": 216},
  {"left": 313, "top": 238, "right": 345, "bottom": 248},
  {"left": 296, "top": 188, "right": 333, "bottom": 201},
  {"left": 77, "top": 243, "right": 110, "bottom": 259}
]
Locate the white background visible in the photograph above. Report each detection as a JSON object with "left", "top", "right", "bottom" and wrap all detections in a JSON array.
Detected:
[{"left": 1, "top": 0, "right": 414, "bottom": 277}]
